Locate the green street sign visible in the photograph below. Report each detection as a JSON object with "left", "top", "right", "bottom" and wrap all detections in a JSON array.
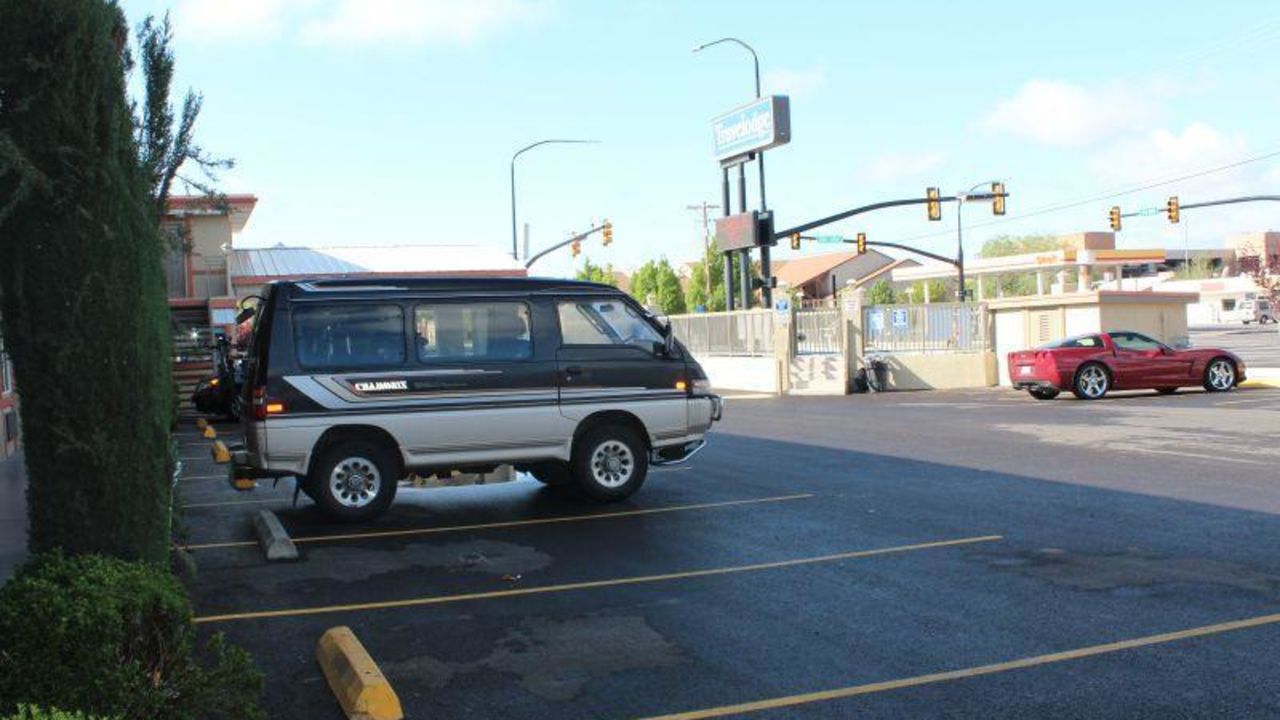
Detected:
[
  {"left": 1138, "top": 207, "right": 1160, "bottom": 216},
  {"left": 815, "top": 234, "right": 843, "bottom": 244}
]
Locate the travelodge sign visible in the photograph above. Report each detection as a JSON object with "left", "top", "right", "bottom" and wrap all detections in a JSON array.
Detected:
[{"left": 712, "top": 95, "right": 791, "bottom": 163}]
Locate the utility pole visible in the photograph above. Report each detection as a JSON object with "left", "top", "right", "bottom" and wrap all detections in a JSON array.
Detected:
[{"left": 686, "top": 202, "right": 720, "bottom": 302}]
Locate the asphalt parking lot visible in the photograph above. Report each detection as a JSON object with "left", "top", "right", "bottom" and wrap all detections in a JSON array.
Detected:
[
  {"left": 1189, "top": 324, "right": 1280, "bottom": 368},
  {"left": 178, "top": 384, "right": 1280, "bottom": 719}
]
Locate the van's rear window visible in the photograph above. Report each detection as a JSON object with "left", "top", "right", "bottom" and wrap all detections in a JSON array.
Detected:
[{"left": 293, "top": 304, "right": 405, "bottom": 369}]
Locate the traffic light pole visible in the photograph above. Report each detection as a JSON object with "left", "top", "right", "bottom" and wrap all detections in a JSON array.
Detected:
[{"left": 522, "top": 223, "right": 609, "bottom": 269}]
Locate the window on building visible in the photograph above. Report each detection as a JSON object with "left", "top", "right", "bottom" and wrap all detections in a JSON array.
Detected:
[
  {"left": 414, "top": 303, "right": 532, "bottom": 362},
  {"left": 558, "top": 299, "right": 663, "bottom": 351},
  {"left": 293, "top": 304, "right": 405, "bottom": 369}
]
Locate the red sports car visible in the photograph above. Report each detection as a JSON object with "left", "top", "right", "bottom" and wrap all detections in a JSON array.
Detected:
[{"left": 1009, "top": 331, "right": 1245, "bottom": 400}]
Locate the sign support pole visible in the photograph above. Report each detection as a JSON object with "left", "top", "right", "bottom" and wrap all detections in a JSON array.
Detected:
[
  {"left": 722, "top": 166, "right": 734, "bottom": 311},
  {"left": 738, "top": 162, "right": 751, "bottom": 309}
]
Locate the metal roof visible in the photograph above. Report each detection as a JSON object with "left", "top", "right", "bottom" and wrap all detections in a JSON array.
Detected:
[{"left": 230, "top": 244, "right": 525, "bottom": 281}]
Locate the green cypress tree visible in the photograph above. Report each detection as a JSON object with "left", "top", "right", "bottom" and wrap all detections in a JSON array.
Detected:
[{"left": 0, "top": 0, "right": 174, "bottom": 562}]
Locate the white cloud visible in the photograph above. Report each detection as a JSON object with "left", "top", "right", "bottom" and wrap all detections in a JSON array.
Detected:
[
  {"left": 762, "top": 66, "right": 826, "bottom": 97},
  {"left": 861, "top": 151, "right": 946, "bottom": 182},
  {"left": 1092, "top": 123, "right": 1279, "bottom": 244},
  {"left": 173, "top": 0, "right": 549, "bottom": 46},
  {"left": 982, "top": 79, "right": 1158, "bottom": 147},
  {"left": 1094, "top": 122, "right": 1248, "bottom": 185},
  {"left": 175, "top": 0, "right": 313, "bottom": 42},
  {"left": 300, "top": 0, "right": 551, "bottom": 47}
]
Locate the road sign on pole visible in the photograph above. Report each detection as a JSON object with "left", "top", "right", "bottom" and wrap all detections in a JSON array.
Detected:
[{"left": 814, "top": 234, "right": 843, "bottom": 244}]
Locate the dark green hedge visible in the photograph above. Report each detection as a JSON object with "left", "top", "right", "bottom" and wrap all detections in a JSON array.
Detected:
[
  {"left": 3, "top": 706, "right": 120, "bottom": 720},
  {"left": 0, "top": 0, "right": 175, "bottom": 560},
  {"left": 0, "top": 553, "right": 263, "bottom": 720}
]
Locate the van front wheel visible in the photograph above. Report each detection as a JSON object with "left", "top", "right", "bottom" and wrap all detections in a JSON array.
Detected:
[
  {"left": 310, "top": 441, "right": 399, "bottom": 522},
  {"left": 572, "top": 425, "right": 648, "bottom": 501}
]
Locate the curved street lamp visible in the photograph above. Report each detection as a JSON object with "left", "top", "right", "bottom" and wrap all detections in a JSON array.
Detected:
[
  {"left": 955, "top": 179, "right": 1005, "bottom": 301},
  {"left": 510, "top": 139, "right": 598, "bottom": 260},
  {"left": 694, "top": 37, "right": 770, "bottom": 308}
]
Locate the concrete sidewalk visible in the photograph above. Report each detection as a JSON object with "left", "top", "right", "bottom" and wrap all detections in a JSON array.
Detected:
[{"left": 0, "top": 452, "right": 27, "bottom": 583}]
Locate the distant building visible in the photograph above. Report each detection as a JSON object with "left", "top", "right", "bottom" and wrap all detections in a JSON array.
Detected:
[{"left": 774, "top": 249, "right": 898, "bottom": 302}]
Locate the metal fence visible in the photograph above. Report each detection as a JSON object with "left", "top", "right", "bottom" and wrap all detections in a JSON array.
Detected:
[
  {"left": 863, "top": 302, "right": 989, "bottom": 353},
  {"left": 668, "top": 309, "right": 774, "bottom": 357},
  {"left": 795, "top": 308, "right": 841, "bottom": 355}
]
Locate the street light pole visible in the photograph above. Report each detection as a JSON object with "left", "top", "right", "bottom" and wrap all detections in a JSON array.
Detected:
[
  {"left": 955, "top": 179, "right": 1001, "bottom": 302},
  {"left": 510, "top": 139, "right": 597, "bottom": 260},
  {"left": 695, "top": 37, "right": 771, "bottom": 308}
]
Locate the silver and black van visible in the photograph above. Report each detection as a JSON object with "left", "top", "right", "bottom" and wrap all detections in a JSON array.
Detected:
[{"left": 231, "top": 277, "right": 722, "bottom": 522}]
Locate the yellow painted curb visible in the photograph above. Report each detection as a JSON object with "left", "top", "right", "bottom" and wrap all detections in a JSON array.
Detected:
[
  {"left": 196, "top": 418, "right": 208, "bottom": 430},
  {"left": 316, "top": 626, "right": 404, "bottom": 720},
  {"left": 211, "top": 441, "right": 231, "bottom": 464},
  {"left": 1240, "top": 378, "right": 1280, "bottom": 389},
  {"left": 202, "top": 425, "right": 217, "bottom": 439}
]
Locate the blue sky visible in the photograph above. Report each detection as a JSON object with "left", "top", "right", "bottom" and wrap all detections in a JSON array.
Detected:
[{"left": 118, "top": 0, "right": 1280, "bottom": 277}]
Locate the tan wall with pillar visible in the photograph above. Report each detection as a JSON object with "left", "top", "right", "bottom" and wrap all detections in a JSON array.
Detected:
[{"left": 879, "top": 352, "right": 997, "bottom": 390}]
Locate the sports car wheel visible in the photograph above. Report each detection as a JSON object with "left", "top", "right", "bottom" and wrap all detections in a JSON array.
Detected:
[
  {"left": 1203, "top": 357, "right": 1236, "bottom": 392},
  {"left": 1072, "top": 363, "right": 1110, "bottom": 400}
]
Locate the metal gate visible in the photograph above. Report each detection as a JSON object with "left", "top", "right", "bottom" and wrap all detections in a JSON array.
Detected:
[{"left": 795, "top": 308, "right": 841, "bottom": 355}]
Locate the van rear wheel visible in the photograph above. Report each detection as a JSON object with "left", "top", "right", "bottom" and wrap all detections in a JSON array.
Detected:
[
  {"left": 310, "top": 441, "right": 398, "bottom": 522},
  {"left": 572, "top": 425, "right": 648, "bottom": 501}
]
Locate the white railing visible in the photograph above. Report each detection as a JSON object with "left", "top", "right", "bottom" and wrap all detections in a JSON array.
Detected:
[
  {"left": 863, "top": 303, "right": 989, "bottom": 353},
  {"left": 668, "top": 309, "right": 774, "bottom": 357}
]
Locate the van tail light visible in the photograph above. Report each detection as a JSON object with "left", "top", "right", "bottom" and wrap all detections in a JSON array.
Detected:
[{"left": 251, "top": 386, "right": 287, "bottom": 420}]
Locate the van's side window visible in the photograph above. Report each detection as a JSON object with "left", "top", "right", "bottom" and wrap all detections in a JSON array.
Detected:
[
  {"left": 293, "top": 304, "right": 405, "bottom": 369},
  {"left": 415, "top": 302, "right": 532, "bottom": 362},
  {"left": 558, "top": 300, "right": 662, "bottom": 350}
]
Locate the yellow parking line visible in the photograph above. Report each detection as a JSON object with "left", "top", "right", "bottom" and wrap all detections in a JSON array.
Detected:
[
  {"left": 182, "top": 493, "right": 814, "bottom": 551},
  {"left": 641, "top": 610, "right": 1280, "bottom": 719},
  {"left": 194, "top": 535, "right": 1000, "bottom": 624}
]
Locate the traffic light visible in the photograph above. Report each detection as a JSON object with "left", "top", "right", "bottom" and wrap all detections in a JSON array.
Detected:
[
  {"left": 992, "top": 182, "right": 1006, "bottom": 216},
  {"left": 1166, "top": 196, "right": 1180, "bottom": 224},
  {"left": 927, "top": 187, "right": 941, "bottom": 221},
  {"left": 571, "top": 239, "right": 581, "bottom": 257},
  {"left": 790, "top": 232, "right": 801, "bottom": 250},
  {"left": 602, "top": 220, "right": 613, "bottom": 245},
  {"left": 856, "top": 232, "right": 867, "bottom": 255},
  {"left": 1108, "top": 206, "right": 1122, "bottom": 232}
]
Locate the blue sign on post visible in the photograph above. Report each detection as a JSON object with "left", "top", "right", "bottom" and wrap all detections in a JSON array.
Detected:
[{"left": 712, "top": 96, "right": 792, "bottom": 163}]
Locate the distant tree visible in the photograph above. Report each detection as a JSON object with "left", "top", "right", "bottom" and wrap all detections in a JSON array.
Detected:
[
  {"left": 653, "top": 258, "right": 687, "bottom": 315},
  {"left": 977, "top": 234, "right": 1062, "bottom": 298},
  {"left": 979, "top": 234, "right": 1061, "bottom": 258},
  {"left": 1174, "top": 255, "right": 1218, "bottom": 280},
  {"left": 903, "top": 280, "right": 949, "bottom": 304},
  {"left": 867, "top": 279, "right": 898, "bottom": 305},
  {"left": 631, "top": 258, "right": 686, "bottom": 315},
  {"left": 134, "top": 12, "right": 232, "bottom": 220},
  {"left": 575, "top": 257, "right": 616, "bottom": 286},
  {"left": 682, "top": 239, "right": 750, "bottom": 312}
]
